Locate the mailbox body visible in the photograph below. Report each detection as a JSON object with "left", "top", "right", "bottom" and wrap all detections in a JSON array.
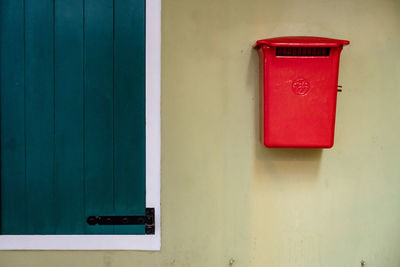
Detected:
[{"left": 256, "top": 36, "right": 349, "bottom": 148}]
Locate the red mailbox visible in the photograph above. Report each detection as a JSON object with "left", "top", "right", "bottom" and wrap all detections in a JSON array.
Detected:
[{"left": 255, "top": 36, "right": 349, "bottom": 148}]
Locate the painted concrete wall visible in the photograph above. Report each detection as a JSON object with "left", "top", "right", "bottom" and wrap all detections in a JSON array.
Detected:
[{"left": 1, "top": 0, "right": 400, "bottom": 266}]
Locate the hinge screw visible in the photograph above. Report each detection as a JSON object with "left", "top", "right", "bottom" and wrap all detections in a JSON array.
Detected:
[
  {"left": 361, "top": 260, "right": 366, "bottom": 266},
  {"left": 87, "top": 216, "right": 97, "bottom": 225}
]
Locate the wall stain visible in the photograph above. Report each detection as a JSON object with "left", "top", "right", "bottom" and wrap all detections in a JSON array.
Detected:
[{"left": 103, "top": 253, "right": 113, "bottom": 267}]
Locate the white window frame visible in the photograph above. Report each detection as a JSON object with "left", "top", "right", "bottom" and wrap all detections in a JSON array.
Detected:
[{"left": 0, "top": 0, "right": 161, "bottom": 250}]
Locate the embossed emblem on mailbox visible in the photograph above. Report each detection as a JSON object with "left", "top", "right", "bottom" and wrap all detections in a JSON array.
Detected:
[{"left": 292, "top": 78, "right": 310, "bottom": 96}]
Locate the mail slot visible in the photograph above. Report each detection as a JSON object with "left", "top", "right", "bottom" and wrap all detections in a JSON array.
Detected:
[{"left": 255, "top": 36, "right": 349, "bottom": 148}]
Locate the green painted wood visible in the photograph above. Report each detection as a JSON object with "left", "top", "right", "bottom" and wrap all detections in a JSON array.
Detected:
[
  {"left": 54, "top": 0, "right": 85, "bottom": 234},
  {"left": 84, "top": 0, "right": 115, "bottom": 234},
  {"left": 1, "top": 0, "right": 146, "bottom": 235},
  {"left": 114, "top": 0, "right": 146, "bottom": 234},
  {"left": 0, "top": 0, "right": 27, "bottom": 234},
  {"left": 25, "top": 0, "right": 56, "bottom": 234}
]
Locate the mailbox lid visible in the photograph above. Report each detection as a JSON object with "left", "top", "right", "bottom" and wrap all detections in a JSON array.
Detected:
[{"left": 256, "top": 36, "right": 349, "bottom": 48}]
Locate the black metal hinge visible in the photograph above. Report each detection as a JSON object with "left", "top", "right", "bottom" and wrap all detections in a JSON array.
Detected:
[{"left": 87, "top": 208, "right": 155, "bottom": 235}]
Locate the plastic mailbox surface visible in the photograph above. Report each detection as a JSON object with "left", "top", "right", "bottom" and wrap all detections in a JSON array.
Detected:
[{"left": 255, "top": 36, "right": 349, "bottom": 148}]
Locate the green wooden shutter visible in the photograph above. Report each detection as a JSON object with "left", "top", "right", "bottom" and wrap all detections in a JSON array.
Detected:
[{"left": 0, "top": 0, "right": 146, "bottom": 235}]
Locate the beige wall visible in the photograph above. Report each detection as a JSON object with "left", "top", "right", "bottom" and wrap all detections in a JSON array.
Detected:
[{"left": 1, "top": 0, "right": 400, "bottom": 266}]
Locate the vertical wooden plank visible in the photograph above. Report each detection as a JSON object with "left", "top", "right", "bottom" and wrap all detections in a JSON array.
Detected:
[
  {"left": 114, "top": 0, "right": 146, "bottom": 234},
  {"left": 0, "top": 0, "right": 27, "bottom": 234},
  {"left": 85, "top": 0, "right": 114, "bottom": 234},
  {"left": 54, "top": 0, "right": 85, "bottom": 234},
  {"left": 25, "top": 0, "right": 55, "bottom": 234}
]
